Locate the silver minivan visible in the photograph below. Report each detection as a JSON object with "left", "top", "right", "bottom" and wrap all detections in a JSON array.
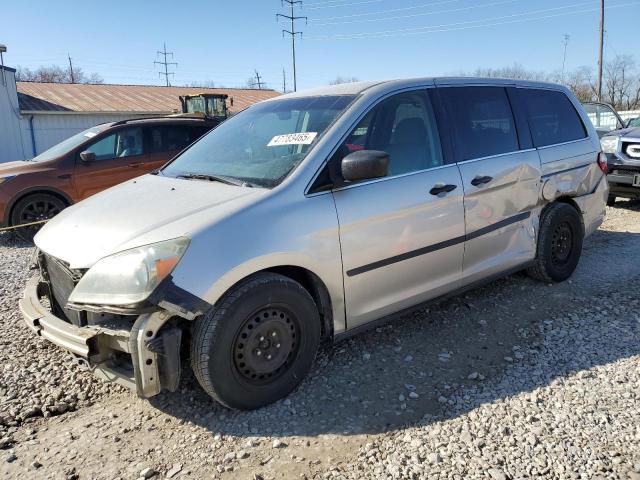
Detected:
[{"left": 21, "top": 78, "right": 608, "bottom": 410}]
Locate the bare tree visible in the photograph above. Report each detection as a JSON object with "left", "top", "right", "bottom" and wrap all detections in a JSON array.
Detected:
[
  {"left": 329, "top": 76, "right": 359, "bottom": 85},
  {"left": 16, "top": 64, "right": 104, "bottom": 84},
  {"left": 472, "top": 63, "right": 547, "bottom": 81},
  {"left": 604, "top": 55, "right": 637, "bottom": 110},
  {"left": 460, "top": 56, "right": 640, "bottom": 110},
  {"left": 187, "top": 80, "right": 217, "bottom": 88}
]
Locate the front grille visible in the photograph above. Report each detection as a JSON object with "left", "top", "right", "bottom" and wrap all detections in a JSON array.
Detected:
[
  {"left": 41, "top": 253, "right": 86, "bottom": 326},
  {"left": 611, "top": 168, "right": 640, "bottom": 176}
]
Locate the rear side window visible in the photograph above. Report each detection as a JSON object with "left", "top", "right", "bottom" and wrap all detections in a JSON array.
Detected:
[
  {"left": 440, "top": 87, "right": 519, "bottom": 161},
  {"left": 148, "top": 125, "right": 210, "bottom": 153},
  {"left": 519, "top": 89, "right": 586, "bottom": 147}
]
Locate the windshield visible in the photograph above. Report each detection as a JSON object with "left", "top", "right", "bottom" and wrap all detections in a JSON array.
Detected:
[
  {"left": 162, "top": 95, "right": 356, "bottom": 188},
  {"left": 206, "top": 97, "right": 226, "bottom": 117},
  {"left": 31, "top": 126, "right": 103, "bottom": 162},
  {"left": 628, "top": 117, "right": 640, "bottom": 128},
  {"left": 583, "top": 103, "right": 622, "bottom": 131}
]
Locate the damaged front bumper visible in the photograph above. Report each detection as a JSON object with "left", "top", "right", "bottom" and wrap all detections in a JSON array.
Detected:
[{"left": 20, "top": 276, "right": 185, "bottom": 398}]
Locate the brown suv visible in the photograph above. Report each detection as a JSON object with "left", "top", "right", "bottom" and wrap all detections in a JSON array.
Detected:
[{"left": 0, "top": 117, "right": 214, "bottom": 240}]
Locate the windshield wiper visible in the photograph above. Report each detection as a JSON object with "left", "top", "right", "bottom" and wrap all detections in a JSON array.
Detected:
[{"left": 176, "top": 173, "right": 245, "bottom": 186}]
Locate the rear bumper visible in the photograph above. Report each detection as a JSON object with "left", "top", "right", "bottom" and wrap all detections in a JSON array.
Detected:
[{"left": 20, "top": 276, "right": 181, "bottom": 396}]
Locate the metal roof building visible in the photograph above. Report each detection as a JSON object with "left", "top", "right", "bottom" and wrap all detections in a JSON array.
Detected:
[{"left": 0, "top": 78, "right": 280, "bottom": 163}]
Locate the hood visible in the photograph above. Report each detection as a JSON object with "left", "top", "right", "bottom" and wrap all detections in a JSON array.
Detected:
[
  {"left": 0, "top": 160, "right": 41, "bottom": 177},
  {"left": 35, "top": 174, "right": 266, "bottom": 268},
  {"left": 604, "top": 126, "right": 640, "bottom": 139}
]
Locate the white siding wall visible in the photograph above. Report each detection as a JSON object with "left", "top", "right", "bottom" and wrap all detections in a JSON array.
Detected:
[
  {"left": 619, "top": 110, "right": 640, "bottom": 122},
  {"left": 19, "top": 113, "right": 153, "bottom": 159},
  {"left": 0, "top": 69, "right": 28, "bottom": 163}
]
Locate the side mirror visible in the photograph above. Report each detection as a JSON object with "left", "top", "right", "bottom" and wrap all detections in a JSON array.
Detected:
[
  {"left": 341, "top": 150, "right": 389, "bottom": 183},
  {"left": 79, "top": 151, "right": 96, "bottom": 163}
]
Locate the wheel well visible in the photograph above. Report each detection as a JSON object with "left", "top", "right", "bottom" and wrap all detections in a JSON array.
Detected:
[
  {"left": 261, "top": 266, "right": 334, "bottom": 340},
  {"left": 8, "top": 189, "right": 71, "bottom": 225},
  {"left": 547, "top": 197, "right": 585, "bottom": 233}
]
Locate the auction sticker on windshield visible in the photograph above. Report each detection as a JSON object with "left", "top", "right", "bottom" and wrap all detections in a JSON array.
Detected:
[{"left": 268, "top": 132, "right": 317, "bottom": 147}]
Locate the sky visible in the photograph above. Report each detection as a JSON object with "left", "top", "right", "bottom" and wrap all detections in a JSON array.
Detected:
[{"left": 0, "top": 0, "right": 638, "bottom": 91}]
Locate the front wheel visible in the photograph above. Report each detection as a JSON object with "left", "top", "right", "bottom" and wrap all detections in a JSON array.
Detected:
[
  {"left": 527, "top": 203, "right": 584, "bottom": 283},
  {"left": 10, "top": 193, "right": 67, "bottom": 242},
  {"left": 190, "top": 273, "right": 321, "bottom": 410},
  {"left": 606, "top": 194, "right": 616, "bottom": 207}
]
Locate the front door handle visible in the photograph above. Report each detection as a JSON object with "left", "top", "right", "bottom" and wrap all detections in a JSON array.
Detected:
[
  {"left": 429, "top": 184, "right": 457, "bottom": 196},
  {"left": 128, "top": 162, "right": 142, "bottom": 168},
  {"left": 471, "top": 175, "right": 493, "bottom": 186}
]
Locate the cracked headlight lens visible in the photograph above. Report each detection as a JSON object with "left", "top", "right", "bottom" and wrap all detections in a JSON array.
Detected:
[{"left": 68, "top": 237, "right": 190, "bottom": 306}]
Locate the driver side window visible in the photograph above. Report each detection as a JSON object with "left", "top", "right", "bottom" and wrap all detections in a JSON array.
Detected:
[
  {"left": 331, "top": 90, "right": 443, "bottom": 179},
  {"left": 86, "top": 127, "right": 144, "bottom": 161}
]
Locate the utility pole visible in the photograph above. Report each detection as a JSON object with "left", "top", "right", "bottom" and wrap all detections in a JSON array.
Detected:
[
  {"left": 67, "top": 54, "right": 75, "bottom": 83},
  {"left": 561, "top": 34, "right": 570, "bottom": 82},
  {"left": 254, "top": 70, "right": 263, "bottom": 89},
  {"left": 277, "top": 0, "right": 307, "bottom": 92},
  {"left": 154, "top": 43, "right": 177, "bottom": 87},
  {"left": 282, "top": 68, "right": 287, "bottom": 93},
  {"left": 597, "top": 0, "right": 604, "bottom": 101}
]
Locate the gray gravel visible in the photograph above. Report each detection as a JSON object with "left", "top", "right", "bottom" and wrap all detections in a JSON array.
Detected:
[
  {"left": 0, "top": 233, "right": 122, "bottom": 430},
  {"left": 1, "top": 201, "right": 639, "bottom": 479}
]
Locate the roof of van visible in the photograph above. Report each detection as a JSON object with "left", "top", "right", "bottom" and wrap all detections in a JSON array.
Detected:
[{"left": 278, "top": 77, "right": 567, "bottom": 99}]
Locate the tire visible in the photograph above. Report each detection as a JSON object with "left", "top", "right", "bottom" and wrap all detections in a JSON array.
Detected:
[
  {"left": 527, "top": 203, "right": 584, "bottom": 283},
  {"left": 190, "top": 272, "right": 321, "bottom": 410},
  {"left": 10, "top": 193, "right": 67, "bottom": 242},
  {"left": 606, "top": 194, "right": 616, "bottom": 207}
]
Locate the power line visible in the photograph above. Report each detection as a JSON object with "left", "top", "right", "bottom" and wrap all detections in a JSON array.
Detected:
[
  {"left": 305, "top": 0, "right": 384, "bottom": 10},
  {"left": 310, "top": 0, "right": 461, "bottom": 22},
  {"left": 154, "top": 42, "right": 177, "bottom": 86},
  {"left": 277, "top": 0, "right": 307, "bottom": 92},
  {"left": 305, "top": 0, "right": 638, "bottom": 40},
  {"left": 310, "top": 0, "right": 518, "bottom": 26}
]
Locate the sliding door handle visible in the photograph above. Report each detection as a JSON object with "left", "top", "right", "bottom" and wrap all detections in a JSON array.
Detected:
[
  {"left": 471, "top": 175, "right": 493, "bottom": 186},
  {"left": 429, "top": 184, "right": 457, "bottom": 196}
]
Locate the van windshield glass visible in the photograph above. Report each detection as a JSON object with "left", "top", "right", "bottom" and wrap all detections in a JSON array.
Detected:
[
  {"left": 162, "top": 95, "right": 355, "bottom": 188},
  {"left": 30, "top": 127, "right": 103, "bottom": 162}
]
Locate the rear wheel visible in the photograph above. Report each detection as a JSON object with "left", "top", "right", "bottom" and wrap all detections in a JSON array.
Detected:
[
  {"left": 527, "top": 203, "right": 584, "bottom": 283},
  {"left": 190, "top": 273, "right": 321, "bottom": 410},
  {"left": 10, "top": 193, "right": 67, "bottom": 242},
  {"left": 606, "top": 194, "right": 616, "bottom": 207}
]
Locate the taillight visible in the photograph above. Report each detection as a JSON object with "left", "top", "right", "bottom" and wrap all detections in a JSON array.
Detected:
[{"left": 597, "top": 152, "right": 608, "bottom": 174}]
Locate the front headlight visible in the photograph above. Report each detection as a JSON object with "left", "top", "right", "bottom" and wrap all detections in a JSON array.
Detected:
[
  {"left": 600, "top": 136, "right": 619, "bottom": 154},
  {"left": 68, "top": 237, "right": 190, "bottom": 306}
]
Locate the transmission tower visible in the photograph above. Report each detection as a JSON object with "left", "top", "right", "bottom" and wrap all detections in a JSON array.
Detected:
[
  {"left": 254, "top": 70, "right": 263, "bottom": 89},
  {"left": 154, "top": 43, "right": 177, "bottom": 86},
  {"left": 277, "top": 1, "right": 306, "bottom": 92}
]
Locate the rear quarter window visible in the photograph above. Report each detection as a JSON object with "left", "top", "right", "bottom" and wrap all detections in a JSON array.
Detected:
[
  {"left": 439, "top": 86, "right": 519, "bottom": 162},
  {"left": 519, "top": 89, "right": 587, "bottom": 147}
]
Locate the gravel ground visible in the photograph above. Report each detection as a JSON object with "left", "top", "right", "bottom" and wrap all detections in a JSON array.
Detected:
[{"left": 0, "top": 201, "right": 639, "bottom": 480}]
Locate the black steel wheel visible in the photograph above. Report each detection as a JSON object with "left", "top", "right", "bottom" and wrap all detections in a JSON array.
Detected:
[
  {"left": 550, "top": 221, "right": 574, "bottom": 267},
  {"left": 10, "top": 193, "right": 67, "bottom": 242},
  {"left": 527, "top": 203, "right": 583, "bottom": 283},
  {"left": 233, "top": 306, "right": 300, "bottom": 384},
  {"left": 191, "top": 273, "right": 321, "bottom": 410}
]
